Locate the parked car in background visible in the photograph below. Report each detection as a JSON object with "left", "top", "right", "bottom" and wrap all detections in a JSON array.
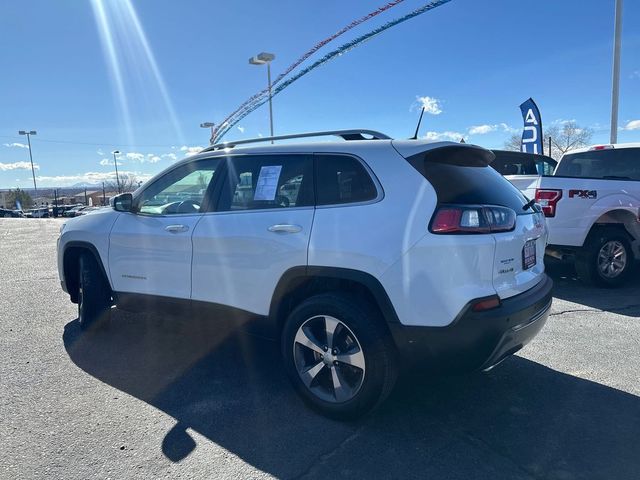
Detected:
[
  {"left": 491, "top": 150, "right": 557, "bottom": 200},
  {"left": 76, "top": 206, "right": 101, "bottom": 215},
  {"left": 63, "top": 205, "right": 87, "bottom": 217},
  {"left": 0, "top": 208, "right": 24, "bottom": 218},
  {"left": 28, "top": 207, "right": 50, "bottom": 218},
  {"left": 58, "top": 129, "right": 552, "bottom": 419},
  {"left": 514, "top": 144, "right": 640, "bottom": 287},
  {"left": 53, "top": 205, "right": 76, "bottom": 217}
]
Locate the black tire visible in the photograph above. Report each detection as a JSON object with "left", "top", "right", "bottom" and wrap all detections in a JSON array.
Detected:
[
  {"left": 78, "top": 253, "right": 112, "bottom": 331},
  {"left": 575, "top": 227, "right": 634, "bottom": 287},
  {"left": 281, "top": 293, "right": 398, "bottom": 420}
]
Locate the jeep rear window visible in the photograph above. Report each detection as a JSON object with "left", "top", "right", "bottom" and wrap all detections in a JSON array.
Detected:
[
  {"left": 555, "top": 148, "right": 640, "bottom": 180},
  {"left": 408, "top": 148, "right": 530, "bottom": 212}
]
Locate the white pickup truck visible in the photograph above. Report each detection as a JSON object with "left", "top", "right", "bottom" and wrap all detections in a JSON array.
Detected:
[{"left": 514, "top": 144, "right": 640, "bottom": 287}]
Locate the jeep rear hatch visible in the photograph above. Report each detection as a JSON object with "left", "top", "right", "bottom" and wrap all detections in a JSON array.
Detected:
[{"left": 401, "top": 143, "right": 548, "bottom": 299}]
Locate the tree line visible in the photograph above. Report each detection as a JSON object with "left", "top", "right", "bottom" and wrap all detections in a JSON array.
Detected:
[{"left": 504, "top": 121, "right": 593, "bottom": 159}]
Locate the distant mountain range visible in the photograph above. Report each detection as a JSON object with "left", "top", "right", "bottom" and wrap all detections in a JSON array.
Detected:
[{"left": 70, "top": 182, "right": 101, "bottom": 188}]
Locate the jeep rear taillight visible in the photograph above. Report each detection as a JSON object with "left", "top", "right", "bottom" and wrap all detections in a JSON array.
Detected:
[
  {"left": 430, "top": 205, "right": 516, "bottom": 234},
  {"left": 535, "top": 189, "right": 562, "bottom": 217}
]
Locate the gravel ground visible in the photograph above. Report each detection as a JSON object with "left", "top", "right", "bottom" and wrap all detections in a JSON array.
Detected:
[{"left": 1, "top": 218, "right": 639, "bottom": 479}]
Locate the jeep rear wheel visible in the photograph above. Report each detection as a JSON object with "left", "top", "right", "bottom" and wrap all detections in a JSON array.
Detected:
[
  {"left": 281, "top": 293, "right": 397, "bottom": 419},
  {"left": 575, "top": 228, "right": 634, "bottom": 287},
  {"left": 78, "top": 253, "right": 112, "bottom": 331}
]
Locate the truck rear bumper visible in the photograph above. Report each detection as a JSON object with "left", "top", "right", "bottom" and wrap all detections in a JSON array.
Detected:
[{"left": 389, "top": 275, "right": 553, "bottom": 371}]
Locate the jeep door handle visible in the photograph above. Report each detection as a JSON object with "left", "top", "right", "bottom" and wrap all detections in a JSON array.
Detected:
[
  {"left": 165, "top": 224, "right": 190, "bottom": 233},
  {"left": 268, "top": 224, "right": 302, "bottom": 234}
]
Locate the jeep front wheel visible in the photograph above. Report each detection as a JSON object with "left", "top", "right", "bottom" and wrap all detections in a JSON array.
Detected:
[{"left": 281, "top": 293, "right": 397, "bottom": 419}]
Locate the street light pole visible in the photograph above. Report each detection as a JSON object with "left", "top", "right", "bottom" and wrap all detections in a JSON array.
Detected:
[
  {"left": 610, "top": 0, "right": 623, "bottom": 144},
  {"left": 267, "top": 61, "right": 274, "bottom": 142},
  {"left": 200, "top": 122, "right": 215, "bottom": 144},
  {"left": 112, "top": 150, "right": 121, "bottom": 194},
  {"left": 249, "top": 52, "right": 276, "bottom": 143},
  {"left": 18, "top": 130, "right": 38, "bottom": 203}
]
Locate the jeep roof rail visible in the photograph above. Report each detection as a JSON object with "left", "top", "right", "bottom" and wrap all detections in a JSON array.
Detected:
[{"left": 203, "top": 129, "right": 391, "bottom": 152}]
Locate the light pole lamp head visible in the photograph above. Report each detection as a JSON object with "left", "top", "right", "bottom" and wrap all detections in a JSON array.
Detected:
[
  {"left": 112, "top": 150, "right": 120, "bottom": 155},
  {"left": 200, "top": 122, "right": 215, "bottom": 128},
  {"left": 249, "top": 52, "right": 275, "bottom": 65},
  {"left": 18, "top": 130, "right": 37, "bottom": 135}
]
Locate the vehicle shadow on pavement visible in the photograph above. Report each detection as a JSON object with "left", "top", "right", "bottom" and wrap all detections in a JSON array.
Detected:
[
  {"left": 63, "top": 310, "right": 640, "bottom": 480},
  {"left": 546, "top": 260, "right": 640, "bottom": 318}
]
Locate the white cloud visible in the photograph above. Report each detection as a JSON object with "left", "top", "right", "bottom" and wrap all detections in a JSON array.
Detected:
[
  {"left": 125, "top": 152, "right": 145, "bottom": 162},
  {"left": 414, "top": 96, "right": 443, "bottom": 115},
  {"left": 99, "top": 158, "right": 114, "bottom": 166},
  {"left": 499, "top": 123, "right": 519, "bottom": 134},
  {"left": 423, "top": 131, "right": 465, "bottom": 142},
  {"left": 180, "top": 145, "right": 204, "bottom": 156},
  {"left": 630, "top": 70, "right": 640, "bottom": 80},
  {"left": 0, "top": 161, "right": 39, "bottom": 171},
  {"left": 3, "top": 142, "right": 29, "bottom": 149},
  {"left": 33, "top": 170, "right": 153, "bottom": 187},
  {"left": 550, "top": 118, "right": 576, "bottom": 126},
  {"left": 112, "top": 152, "right": 164, "bottom": 163},
  {"left": 161, "top": 153, "right": 177, "bottom": 161},
  {"left": 96, "top": 149, "right": 105, "bottom": 156},
  {"left": 467, "top": 123, "right": 518, "bottom": 135},
  {"left": 623, "top": 119, "right": 640, "bottom": 131},
  {"left": 237, "top": 126, "right": 245, "bottom": 133},
  {"left": 468, "top": 124, "right": 498, "bottom": 135}
]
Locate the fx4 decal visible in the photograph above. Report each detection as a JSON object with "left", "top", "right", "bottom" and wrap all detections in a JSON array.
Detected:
[{"left": 569, "top": 189, "right": 597, "bottom": 199}]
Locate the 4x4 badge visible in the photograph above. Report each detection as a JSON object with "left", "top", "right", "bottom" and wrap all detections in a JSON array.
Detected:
[{"left": 569, "top": 189, "right": 597, "bottom": 199}]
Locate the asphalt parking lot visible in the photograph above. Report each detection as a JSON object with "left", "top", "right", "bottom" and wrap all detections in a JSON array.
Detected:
[{"left": 1, "top": 219, "right": 640, "bottom": 479}]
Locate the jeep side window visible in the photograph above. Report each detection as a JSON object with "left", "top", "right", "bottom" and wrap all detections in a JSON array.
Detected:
[
  {"left": 136, "top": 158, "right": 219, "bottom": 215},
  {"left": 218, "top": 155, "right": 314, "bottom": 211},
  {"left": 315, "top": 154, "right": 377, "bottom": 205}
]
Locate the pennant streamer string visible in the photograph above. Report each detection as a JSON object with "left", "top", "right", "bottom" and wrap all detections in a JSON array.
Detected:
[
  {"left": 211, "top": 0, "right": 407, "bottom": 142},
  {"left": 213, "top": 0, "right": 452, "bottom": 143}
]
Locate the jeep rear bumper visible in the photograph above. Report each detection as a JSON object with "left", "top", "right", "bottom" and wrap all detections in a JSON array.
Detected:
[{"left": 388, "top": 274, "right": 553, "bottom": 372}]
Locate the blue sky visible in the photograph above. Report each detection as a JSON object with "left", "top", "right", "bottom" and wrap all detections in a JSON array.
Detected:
[{"left": 1, "top": 0, "right": 639, "bottom": 188}]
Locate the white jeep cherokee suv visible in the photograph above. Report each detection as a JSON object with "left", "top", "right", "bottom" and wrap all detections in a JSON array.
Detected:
[{"left": 57, "top": 129, "right": 553, "bottom": 418}]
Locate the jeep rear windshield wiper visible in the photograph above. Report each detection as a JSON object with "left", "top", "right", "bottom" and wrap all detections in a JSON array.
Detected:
[{"left": 523, "top": 198, "right": 536, "bottom": 211}]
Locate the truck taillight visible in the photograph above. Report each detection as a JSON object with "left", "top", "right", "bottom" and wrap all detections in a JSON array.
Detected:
[
  {"left": 430, "top": 205, "right": 516, "bottom": 234},
  {"left": 535, "top": 189, "right": 562, "bottom": 217}
]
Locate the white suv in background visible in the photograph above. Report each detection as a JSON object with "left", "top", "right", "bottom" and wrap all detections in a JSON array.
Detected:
[{"left": 57, "top": 129, "right": 552, "bottom": 418}]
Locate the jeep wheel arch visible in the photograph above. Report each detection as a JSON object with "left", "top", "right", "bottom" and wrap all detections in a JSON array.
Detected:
[
  {"left": 63, "top": 242, "right": 112, "bottom": 303},
  {"left": 269, "top": 266, "right": 400, "bottom": 335}
]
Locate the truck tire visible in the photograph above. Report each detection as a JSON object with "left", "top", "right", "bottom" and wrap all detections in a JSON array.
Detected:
[
  {"left": 281, "top": 293, "right": 398, "bottom": 420},
  {"left": 78, "top": 253, "right": 112, "bottom": 331},
  {"left": 575, "top": 227, "right": 634, "bottom": 287}
]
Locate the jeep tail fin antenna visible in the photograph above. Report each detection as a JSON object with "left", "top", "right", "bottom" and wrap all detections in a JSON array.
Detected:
[{"left": 411, "top": 107, "right": 425, "bottom": 140}]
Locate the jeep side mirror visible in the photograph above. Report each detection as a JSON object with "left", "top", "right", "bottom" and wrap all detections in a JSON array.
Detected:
[{"left": 111, "top": 193, "right": 133, "bottom": 212}]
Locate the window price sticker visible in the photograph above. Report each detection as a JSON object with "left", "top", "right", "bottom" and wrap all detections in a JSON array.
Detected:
[{"left": 254, "top": 165, "right": 282, "bottom": 201}]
